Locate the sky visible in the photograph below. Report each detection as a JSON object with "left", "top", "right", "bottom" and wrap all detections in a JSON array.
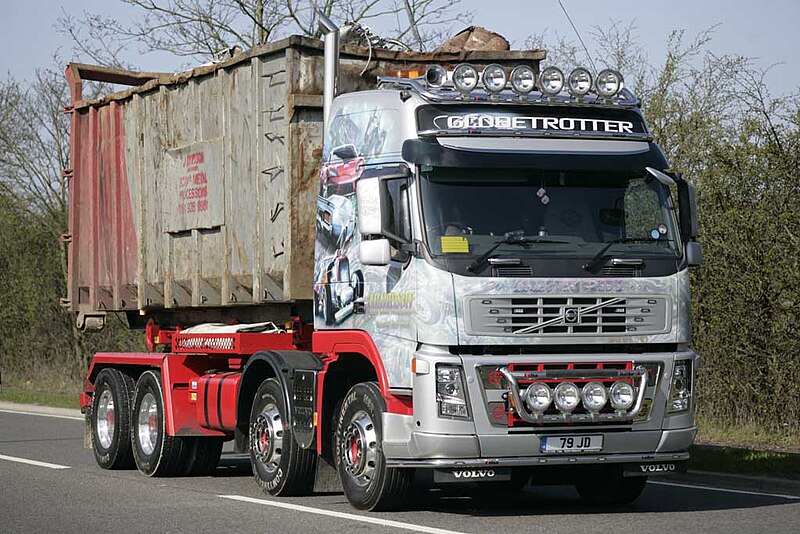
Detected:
[{"left": 3, "top": 0, "right": 800, "bottom": 93}]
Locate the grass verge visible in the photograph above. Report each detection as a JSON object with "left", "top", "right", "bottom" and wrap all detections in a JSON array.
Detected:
[
  {"left": 0, "top": 389, "right": 78, "bottom": 409},
  {"left": 689, "top": 444, "right": 800, "bottom": 480}
]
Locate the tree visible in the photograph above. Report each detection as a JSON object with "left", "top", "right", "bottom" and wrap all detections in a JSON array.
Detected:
[{"left": 58, "top": 0, "right": 473, "bottom": 66}]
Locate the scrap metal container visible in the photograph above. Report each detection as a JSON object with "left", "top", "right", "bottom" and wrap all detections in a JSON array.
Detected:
[{"left": 64, "top": 35, "right": 544, "bottom": 328}]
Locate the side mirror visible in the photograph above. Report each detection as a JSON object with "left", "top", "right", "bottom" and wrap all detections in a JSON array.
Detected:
[
  {"left": 677, "top": 179, "right": 699, "bottom": 240},
  {"left": 357, "top": 177, "right": 384, "bottom": 236},
  {"left": 360, "top": 239, "right": 391, "bottom": 266},
  {"left": 686, "top": 241, "right": 703, "bottom": 266},
  {"left": 332, "top": 144, "right": 358, "bottom": 160}
]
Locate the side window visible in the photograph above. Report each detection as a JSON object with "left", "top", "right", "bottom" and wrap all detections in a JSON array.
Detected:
[{"left": 384, "top": 178, "right": 412, "bottom": 261}]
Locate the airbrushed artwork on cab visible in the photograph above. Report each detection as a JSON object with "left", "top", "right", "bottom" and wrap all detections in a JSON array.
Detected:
[{"left": 314, "top": 103, "right": 401, "bottom": 328}]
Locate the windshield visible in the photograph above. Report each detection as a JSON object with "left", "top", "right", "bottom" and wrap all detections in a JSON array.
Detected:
[{"left": 419, "top": 167, "right": 681, "bottom": 261}]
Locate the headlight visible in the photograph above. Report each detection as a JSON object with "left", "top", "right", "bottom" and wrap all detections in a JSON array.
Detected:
[
  {"left": 481, "top": 64, "right": 507, "bottom": 93},
  {"left": 510, "top": 65, "right": 536, "bottom": 94},
  {"left": 425, "top": 65, "right": 447, "bottom": 88},
  {"left": 580, "top": 381, "right": 608, "bottom": 412},
  {"left": 596, "top": 68, "right": 623, "bottom": 97},
  {"left": 524, "top": 382, "right": 552, "bottom": 412},
  {"left": 539, "top": 66, "right": 564, "bottom": 96},
  {"left": 668, "top": 360, "right": 693, "bottom": 413},
  {"left": 436, "top": 364, "right": 470, "bottom": 419},
  {"left": 609, "top": 380, "right": 635, "bottom": 411},
  {"left": 567, "top": 67, "right": 593, "bottom": 96},
  {"left": 452, "top": 64, "right": 478, "bottom": 95},
  {"left": 553, "top": 382, "right": 579, "bottom": 412}
]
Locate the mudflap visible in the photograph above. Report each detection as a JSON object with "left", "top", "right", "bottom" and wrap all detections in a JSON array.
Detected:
[
  {"left": 623, "top": 460, "right": 688, "bottom": 477},
  {"left": 83, "top": 409, "right": 92, "bottom": 449}
]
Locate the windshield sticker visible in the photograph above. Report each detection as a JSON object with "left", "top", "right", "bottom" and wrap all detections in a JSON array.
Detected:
[
  {"left": 658, "top": 224, "right": 668, "bottom": 235},
  {"left": 441, "top": 236, "right": 470, "bottom": 253},
  {"left": 650, "top": 228, "right": 661, "bottom": 239},
  {"left": 537, "top": 187, "right": 547, "bottom": 198}
]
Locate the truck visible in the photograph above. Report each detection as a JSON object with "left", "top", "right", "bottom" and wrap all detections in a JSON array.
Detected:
[{"left": 67, "top": 16, "right": 702, "bottom": 511}]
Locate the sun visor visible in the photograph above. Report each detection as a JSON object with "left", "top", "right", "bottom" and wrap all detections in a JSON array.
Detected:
[{"left": 402, "top": 138, "right": 668, "bottom": 172}]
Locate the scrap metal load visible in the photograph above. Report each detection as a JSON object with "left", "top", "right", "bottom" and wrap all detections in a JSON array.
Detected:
[{"left": 64, "top": 35, "right": 544, "bottom": 330}]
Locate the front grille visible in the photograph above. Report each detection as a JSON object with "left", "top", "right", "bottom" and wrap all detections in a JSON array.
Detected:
[
  {"left": 493, "top": 265, "right": 534, "bottom": 277},
  {"left": 601, "top": 265, "right": 640, "bottom": 277},
  {"left": 467, "top": 295, "right": 668, "bottom": 337}
]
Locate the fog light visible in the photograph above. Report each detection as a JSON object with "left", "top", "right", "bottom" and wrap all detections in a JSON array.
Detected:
[
  {"left": 510, "top": 65, "right": 536, "bottom": 94},
  {"left": 610, "top": 380, "right": 635, "bottom": 411},
  {"left": 581, "top": 381, "right": 608, "bottom": 412},
  {"left": 553, "top": 382, "right": 580, "bottom": 412},
  {"left": 453, "top": 64, "right": 479, "bottom": 95},
  {"left": 524, "top": 382, "right": 552, "bottom": 412},
  {"left": 596, "top": 68, "right": 623, "bottom": 97},
  {"left": 539, "top": 66, "right": 565, "bottom": 96},
  {"left": 567, "top": 67, "right": 593, "bottom": 96},
  {"left": 482, "top": 63, "right": 507, "bottom": 93}
]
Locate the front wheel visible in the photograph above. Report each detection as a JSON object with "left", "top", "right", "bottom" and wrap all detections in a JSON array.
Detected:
[
  {"left": 575, "top": 468, "right": 647, "bottom": 505},
  {"left": 335, "top": 382, "right": 411, "bottom": 511}
]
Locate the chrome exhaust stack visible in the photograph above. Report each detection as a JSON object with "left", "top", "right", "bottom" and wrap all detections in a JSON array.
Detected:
[{"left": 317, "top": 10, "right": 339, "bottom": 132}]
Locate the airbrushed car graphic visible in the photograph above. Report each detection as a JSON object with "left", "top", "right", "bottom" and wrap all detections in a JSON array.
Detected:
[
  {"left": 313, "top": 250, "right": 364, "bottom": 326},
  {"left": 320, "top": 144, "right": 365, "bottom": 197},
  {"left": 316, "top": 194, "right": 356, "bottom": 249}
]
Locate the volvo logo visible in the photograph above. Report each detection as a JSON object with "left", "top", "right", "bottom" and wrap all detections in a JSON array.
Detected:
[
  {"left": 563, "top": 307, "right": 579, "bottom": 323},
  {"left": 640, "top": 463, "right": 676, "bottom": 473}
]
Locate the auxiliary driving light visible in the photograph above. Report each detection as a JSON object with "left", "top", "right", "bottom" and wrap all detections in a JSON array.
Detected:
[
  {"left": 553, "top": 382, "right": 580, "bottom": 412},
  {"left": 426, "top": 65, "right": 447, "bottom": 88},
  {"left": 539, "top": 66, "right": 565, "bottom": 96},
  {"left": 580, "top": 381, "right": 608, "bottom": 412},
  {"left": 510, "top": 65, "right": 536, "bottom": 94},
  {"left": 524, "top": 382, "right": 552, "bottom": 412},
  {"left": 596, "top": 68, "right": 624, "bottom": 97},
  {"left": 482, "top": 63, "right": 507, "bottom": 93},
  {"left": 568, "top": 67, "right": 593, "bottom": 97},
  {"left": 609, "top": 380, "right": 635, "bottom": 411},
  {"left": 453, "top": 63, "right": 479, "bottom": 94}
]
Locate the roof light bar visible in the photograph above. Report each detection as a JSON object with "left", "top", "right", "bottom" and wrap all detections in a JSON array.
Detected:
[
  {"left": 567, "top": 67, "right": 593, "bottom": 97},
  {"left": 452, "top": 63, "right": 479, "bottom": 95},
  {"left": 482, "top": 63, "right": 507, "bottom": 94},
  {"left": 539, "top": 66, "right": 565, "bottom": 97},
  {"left": 596, "top": 69, "right": 624, "bottom": 97},
  {"left": 510, "top": 65, "right": 536, "bottom": 95}
]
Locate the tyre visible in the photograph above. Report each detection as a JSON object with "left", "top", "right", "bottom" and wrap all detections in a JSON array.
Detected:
[
  {"left": 249, "top": 378, "right": 316, "bottom": 496},
  {"left": 131, "top": 370, "right": 190, "bottom": 477},
  {"left": 334, "top": 382, "right": 411, "bottom": 511},
  {"left": 575, "top": 468, "right": 647, "bottom": 505},
  {"left": 91, "top": 368, "right": 136, "bottom": 469},
  {"left": 182, "top": 437, "right": 224, "bottom": 476}
]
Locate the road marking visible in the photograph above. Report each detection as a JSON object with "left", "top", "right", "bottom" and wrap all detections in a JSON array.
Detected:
[
  {"left": 0, "top": 409, "right": 83, "bottom": 422},
  {"left": 219, "top": 494, "right": 466, "bottom": 534},
  {"left": 650, "top": 480, "right": 800, "bottom": 500},
  {"left": 0, "top": 454, "right": 71, "bottom": 470}
]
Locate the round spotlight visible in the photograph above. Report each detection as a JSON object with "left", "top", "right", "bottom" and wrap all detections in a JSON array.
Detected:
[
  {"left": 510, "top": 65, "right": 536, "bottom": 94},
  {"left": 539, "top": 66, "right": 565, "bottom": 96},
  {"left": 425, "top": 65, "right": 447, "bottom": 88},
  {"left": 596, "top": 69, "right": 624, "bottom": 97},
  {"left": 482, "top": 63, "right": 507, "bottom": 94},
  {"left": 581, "top": 381, "right": 608, "bottom": 412},
  {"left": 609, "top": 380, "right": 635, "bottom": 411},
  {"left": 524, "top": 382, "right": 552, "bottom": 413},
  {"left": 553, "top": 382, "right": 580, "bottom": 413},
  {"left": 452, "top": 63, "right": 479, "bottom": 95},
  {"left": 568, "top": 67, "right": 593, "bottom": 97}
]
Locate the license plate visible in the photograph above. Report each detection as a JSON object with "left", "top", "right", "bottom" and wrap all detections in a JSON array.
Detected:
[{"left": 541, "top": 435, "right": 603, "bottom": 453}]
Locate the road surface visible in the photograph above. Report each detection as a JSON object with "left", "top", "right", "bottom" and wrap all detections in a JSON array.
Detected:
[{"left": 1, "top": 405, "right": 798, "bottom": 533}]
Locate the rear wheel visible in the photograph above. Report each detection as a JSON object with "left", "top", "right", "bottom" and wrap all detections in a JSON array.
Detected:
[
  {"left": 335, "top": 382, "right": 411, "bottom": 511},
  {"left": 249, "top": 378, "right": 316, "bottom": 496},
  {"left": 131, "top": 370, "right": 190, "bottom": 476},
  {"left": 91, "top": 368, "right": 135, "bottom": 469},
  {"left": 575, "top": 468, "right": 647, "bottom": 505}
]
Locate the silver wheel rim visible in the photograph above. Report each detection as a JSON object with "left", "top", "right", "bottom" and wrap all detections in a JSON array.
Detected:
[
  {"left": 137, "top": 392, "right": 159, "bottom": 456},
  {"left": 341, "top": 410, "right": 378, "bottom": 487},
  {"left": 96, "top": 388, "right": 115, "bottom": 449},
  {"left": 250, "top": 403, "right": 283, "bottom": 473}
]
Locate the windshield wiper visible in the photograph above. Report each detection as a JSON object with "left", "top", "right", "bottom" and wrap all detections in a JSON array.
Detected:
[
  {"left": 467, "top": 231, "right": 570, "bottom": 273},
  {"left": 583, "top": 237, "right": 673, "bottom": 272}
]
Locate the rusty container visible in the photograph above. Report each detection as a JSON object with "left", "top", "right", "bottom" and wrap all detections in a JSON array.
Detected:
[{"left": 64, "top": 35, "right": 544, "bottom": 329}]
